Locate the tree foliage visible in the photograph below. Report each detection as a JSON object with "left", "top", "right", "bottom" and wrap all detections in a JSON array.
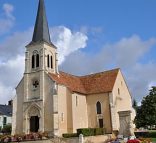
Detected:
[
  {"left": 135, "top": 86, "right": 156, "bottom": 128},
  {"left": 132, "top": 98, "right": 138, "bottom": 110}
]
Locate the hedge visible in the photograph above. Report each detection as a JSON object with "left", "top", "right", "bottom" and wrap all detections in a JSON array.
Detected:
[
  {"left": 62, "top": 133, "right": 78, "bottom": 138},
  {"left": 77, "top": 128, "right": 105, "bottom": 137},
  {"left": 134, "top": 131, "right": 156, "bottom": 138},
  {"left": 148, "top": 132, "right": 156, "bottom": 138},
  {"left": 62, "top": 128, "right": 105, "bottom": 138},
  {"left": 77, "top": 128, "right": 94, "bottom": 136},
  {"left": 95, "top": 128, "right": 105, "bottom": 135}
]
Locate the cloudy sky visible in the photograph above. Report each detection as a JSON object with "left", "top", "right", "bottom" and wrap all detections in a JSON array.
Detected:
[{"left": 0, "top": 0, "right": 156, "bottom": 104}]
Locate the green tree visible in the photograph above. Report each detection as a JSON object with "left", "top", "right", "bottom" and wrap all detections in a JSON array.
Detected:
[
  {"left": 135, "top": 86, "right": 156, "bottom": 128},
  {"left": 132, "top": 98, "right": 138, "bottom": 110}
]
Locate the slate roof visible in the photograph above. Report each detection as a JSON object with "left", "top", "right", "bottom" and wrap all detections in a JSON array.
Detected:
[
  {"left": 30, "top": 0, "right": 52, "bottom": 46},
  {"left": 49, "top": 68, "right": 119, "bottom": 95},
  {"left": 0, "top": 105, "right": 12, "bottom": 117}
]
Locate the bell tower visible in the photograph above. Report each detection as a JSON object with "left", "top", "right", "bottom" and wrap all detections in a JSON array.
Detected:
[
  {"left": 22, "top": 0, "right": 58, "bottom": 134},
  {"left": 25, "top": 0, "right": 58, "bottom": 75}
]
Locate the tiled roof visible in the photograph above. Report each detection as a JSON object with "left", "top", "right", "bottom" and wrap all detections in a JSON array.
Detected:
[
  {"left": 0, "top": 105, "right": 12, "bottom": 116},
  {"left": 49, "top": 68, "right": 119, "bottom": 95}
]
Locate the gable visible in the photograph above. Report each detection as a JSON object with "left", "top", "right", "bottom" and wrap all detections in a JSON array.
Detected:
[
  {"left": 16, "top": 77, "right": 24, "bottom": 90},
  {"left": 48, "top": 68, "right": 119, "bottom": 95},
  {"left": 112, "top": 70, "right": 132, "bottom": 111}
]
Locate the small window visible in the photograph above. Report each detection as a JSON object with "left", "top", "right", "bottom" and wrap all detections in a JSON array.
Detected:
[
  {"left": 96, "top": 101, "right": 102, "bottom": 114},
  {"left": 118, "top": 88, "right": 120, "bottom": 95},
  {"left": 121, "top": 81, "right": 123, "bottom": 86},
  {"left": 3, "top": 117, "right": 7, "bottom": 125},
  {"left": 61, "top": 113, "right": 64, "bottom": 122},
  {"left": 76, "top": 96, "right": 78, "bottom": 106}
]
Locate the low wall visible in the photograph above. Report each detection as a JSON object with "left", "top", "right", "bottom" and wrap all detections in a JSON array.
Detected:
[
  {"left": 61, "top": 134, "right": 111, "bottom": 143},
  {"left": 84, "top": 135, "right": 110, "bottom": 143},
  {"left": 14, "top": 134, "right": 111, "bottom": 143}
]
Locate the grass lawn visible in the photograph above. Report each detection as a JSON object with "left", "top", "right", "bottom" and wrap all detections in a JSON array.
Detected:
[
  {"left": 149, "top": 130, "right": 156, "bottom": 132},
  {"left": 149, "top": 130, "right": 156, "bottom": 142},
  {"left": 152, "top": 138, "right": 156, "bottom": 142}
]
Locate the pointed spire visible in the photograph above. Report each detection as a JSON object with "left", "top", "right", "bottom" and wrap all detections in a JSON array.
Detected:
[{"left": 32, "top": 0, "right": 52, "bottom": 45}]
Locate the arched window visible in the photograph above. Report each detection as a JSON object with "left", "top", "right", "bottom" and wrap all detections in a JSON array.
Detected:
[
  {"left": 32, "top": 51, "right": 39, "bottom": 69},
  {"left": 32, "top": 55, "right": 35, "bottom": 68},
  {"left": 36, "top": 54, "right": 39, "bottom": 67},
  {"left": 96, "top": 101, "right": 102, "bottom": 114},
  {"left": 47, "top": 55, "right": 50, "bottom": 68},
  {"left": 51, "top": 56, "right": 53, "bottom": 69}
]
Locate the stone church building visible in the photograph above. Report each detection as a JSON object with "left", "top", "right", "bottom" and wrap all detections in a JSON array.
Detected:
[{"left": 12, "top": 0, "right": 135, "bottom": 137}]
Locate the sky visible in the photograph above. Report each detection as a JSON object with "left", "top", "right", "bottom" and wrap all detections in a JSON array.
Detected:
[{"left": 0, "top": 0, "right": 156, "bottom": 104}]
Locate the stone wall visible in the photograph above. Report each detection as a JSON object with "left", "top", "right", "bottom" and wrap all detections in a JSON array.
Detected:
[{"left": 16, "top": 135, "right": 110, "bottom": 143}]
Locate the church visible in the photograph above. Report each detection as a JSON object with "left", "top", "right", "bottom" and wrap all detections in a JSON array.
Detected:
[{"left": 12, "top": 0, "right": 135, "bottom": 137}]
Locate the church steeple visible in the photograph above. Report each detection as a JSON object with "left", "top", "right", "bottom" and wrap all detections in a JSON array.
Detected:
[
  {"left": 25, "top": 0, "right": 58, "bottom": 75},
  {"left": 32, "top": 0, "right": 52, "bottom": 45}
]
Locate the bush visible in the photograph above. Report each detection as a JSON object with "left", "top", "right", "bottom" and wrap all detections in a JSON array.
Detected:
[
  {"left": 134, "top": 131, "right": 149, "bottom": 138},
  {"left": 127, "top": 139, "right": 140, "bottom": 143},
  {"left": 62, "top": 133, "right": 78, "bottom": 138},
  {"left": 94, "top": 128, "right": 105, "bottom": 135},
  {"left": 77, "top": 128, "right": 105, "bottom": 137},
  {"left": 138, "top": 138, "right": 152, "bottom": 143},
  {"left": 0, "top": 135, "right": 11, "bottom": 143},
  {"left": 77, "top": 128, "right": 95, "bottom": 136},
  {"left": 134, "top": 131, "right": 156, "bottom": 138},
  {"left": 0, "top": 133, "right": 44, "bottom": 142},
  {"left": 2, "top": 124, "right": 12, "bottom": 134},
  {"left": 0, "top": 134, "right": 3, "bottom": 139}
]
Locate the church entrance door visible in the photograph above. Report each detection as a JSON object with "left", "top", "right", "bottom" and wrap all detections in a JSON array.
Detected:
[
  {"left": 30, "top": 116, "right": 39, "bottom": 132},
  {"left": 99, "top": 119, "right": 104, "bottom": 128}
]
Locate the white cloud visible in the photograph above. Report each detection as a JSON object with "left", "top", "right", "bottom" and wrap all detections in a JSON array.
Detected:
[
  {"left": 0, "top": 55, "right": 24, "bottom": 104},
  {"left": 50, "top": 26, "right": 88, "bottom": 64},
  {"left": 114, "top": 35, "right": 156, "bottom": 68},
  {"left": 60, "top": 35, "right": 156, "bottom": 102},
  {"left": 0, "top": 82, "right": 14, "bottom": 104},
  {"left": 0, "top": 26, "right": 88, "bottom": 104},
  {"left": 0, "top": 3, "right": 15, "bottom": 35},
  {"left": 0, "top": 28, "right": 32, "bottom": 61},
  {"left": 126, "top": 62, "right": 156, "bottom": 101},
  {"left": 3, "top": 3, "right": 14, "bottom": 20},
  {"left": 0, "top": 22, "right": 155, "bottom": 104}
]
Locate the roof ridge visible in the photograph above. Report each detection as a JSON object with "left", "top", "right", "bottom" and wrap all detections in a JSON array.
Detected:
[
  {"left": 59, "top": 68, "right": 120, "bottom": 78},
  {"left": 80, "top": 68, "right": 120, "bottom": 78},
  {"left": 59, "top": 71, "right": 80, "bottom": 77}
]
